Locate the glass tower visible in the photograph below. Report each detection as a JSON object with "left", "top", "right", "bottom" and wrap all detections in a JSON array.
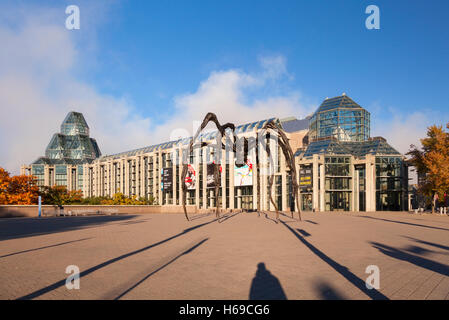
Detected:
[
  {"left": 309, "top": 94, "right": 370, "bottom": 142},
  {"left": 32, "top": 111, "right": 101, "bottom": 165}
]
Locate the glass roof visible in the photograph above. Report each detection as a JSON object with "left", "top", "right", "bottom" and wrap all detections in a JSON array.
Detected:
[
  {"left": 315, "top": 95, "right": 363, "bottom": 113},
  {"left": 100, "top": 117, "right": 279, "bottom": 161},
  {"left": 300, "top": 138, "right": 401, "bottom": 158},
  {"left": 31, "top": 112, "right": 101, "bottom": 165},
  {"left": 60, "top": 112, "right": 90, "bottom": 136},
  {"left": 309, "top": 95, "right": 370, "bottom": 142}
]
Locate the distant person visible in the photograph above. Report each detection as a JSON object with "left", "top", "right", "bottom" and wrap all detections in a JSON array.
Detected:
[
  {"left": 249, "top": 263, "right": 287, "bottom": 300},
  {"left": 58, "top": 204, "right": 64, "bottom": 216},
  {"left": 433, "top": 193, "right": 439, "bottom": 213},
  {"left": 445, "top": 192, "right": 448, "bottom": 207}
]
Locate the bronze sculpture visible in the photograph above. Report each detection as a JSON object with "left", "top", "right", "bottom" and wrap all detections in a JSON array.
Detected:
[{"left": 180, "top": 113, "right": 301, "bottom": 222}]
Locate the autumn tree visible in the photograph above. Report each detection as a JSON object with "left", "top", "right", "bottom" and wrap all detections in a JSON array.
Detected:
[
  {"left": 0, "top": 167, "right": 9, "bottom": 204},
  {"left": 407, "top": 123, "right": 449, "bottom": 210},
  {"left": 0, "top": 167, "right": 39, "bottom": 205},
  {"left": 40, "top": 186, "right": 83, "bottom": 205}
]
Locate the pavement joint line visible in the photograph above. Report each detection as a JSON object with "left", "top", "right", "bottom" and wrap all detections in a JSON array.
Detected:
[
  {"left": 102, "top": 236, "right": 210, "bottom": 300},
  {"left": 16, "top": 216, "right": 220, "bottom": 300}
]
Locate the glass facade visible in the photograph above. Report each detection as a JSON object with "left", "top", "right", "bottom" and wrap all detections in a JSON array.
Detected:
[
  {"left": 299, "top": 164, "right": 313, "bottom": 211},
  {"left": 376, "top": 157, "right": 405, "bottom": 211},
  {"left": 24, "top": 104, "right": 408, "bottom": 213},
  {"left": 55, "top": 165, "right": 67, "bottom": 186},
  {"left": 355, "top": 164, "right": 366, "bottom": 211},
  {"left": 309, "top": 95, "right": 370, "bottom": 142},
  {"left": 29, "top": 112, "right": 101, "bottom": 191},
  {"left": 31, "top": 165, "right": 45, "bottom": 187},
  {"left": 324, "top": 157, "right": 352, "bottom": 211}
]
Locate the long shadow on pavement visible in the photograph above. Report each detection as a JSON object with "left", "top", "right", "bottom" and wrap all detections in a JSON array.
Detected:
[
  {"left": 402, "top": 236, "right": 449, "bottom": 252},
  {"left": 281, "top": 220, "right": 389, "bottom": 300},
  {"left": 113, "top": 238, "right": 209, "bottom": 299},
  {"left": 263, "top": 212, "right": 278, "bottom": 224},
  {"left": 0, "top": 237, "right": 93, "bottom": 259},
  {"left": 249, "top": 262, "right": 287, "bottom": 300},
  {"left": 0, "top": 215, "right": 139, "bottom": 241},
  {"left": 18, "top": 217, "right": 219, "bottom": 300},
  {"left": 218, "top": 211, "right": 241, "bottom": 223},
  {"left": 357, "top": 216, "right": 449, "bottom": 232},
  {"left": 370, "top": 242, "right": 449, "bottom": 277}
]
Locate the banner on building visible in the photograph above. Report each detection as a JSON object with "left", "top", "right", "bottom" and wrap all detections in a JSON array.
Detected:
[
  {"left": 299, "top": 166, "right": 312, "bottom": 190},
  {"left": 207, "top": 163, "right": 222, "bottom": 188},
  {"left": 161, "top": 167, "right": 173, "bottom": 192},
  {"left": 234, "top": 157, "right": 253, "bottom": 186},
  {"left": 184, "top": 164, "right": 196, "bottom": 190}
]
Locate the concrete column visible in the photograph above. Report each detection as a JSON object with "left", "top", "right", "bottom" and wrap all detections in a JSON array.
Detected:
[
  {"left": 178, "top": 148, "right": 184, "bottom": 205},
  {"left": 209, "top": 189, "right": 214, "bottom": 207},
  {"left": 237, "top": 187, "right": 242, "bottom": 209},
  {"left": 260, "top": 160, "right": 266, "bottom": 211},
  {"left": 67, "top": 166, "right": 72, "bottom": 191},
  {"left": 111, "top": 162, "right": 114, "bottom": 196},
  {"left": 281, "top": 152, "right": 287, "bottom": 212},
  {"left": 230, "top": 151, "right": 235, "bottom": 209},
  {"left": 221, "top": 150, "right": 226, "bottom": 209},
  {"left": 297, "top": 161, "right": 302, "bottom": 212},
  {"left": 82, "top": 164, "right": 87, "bottom": 197},
  {"left": 312, "top": 155, "right": 319, "bottom": 212},
  {"left": 141, "top": 156, "right": 145, "bottom": 198},
  {"left": 123, "top": 158, "right": 128, "bottom": 196},
  {"left": 44, "top": 166, "right": 50, "bottom": 186},
  {"left": 194, "top": 149, "right": 200, "bottom": 208},
  {"left": 319, "top": 163, "right": 325, "bottom": 212},
  {"left": 365, "top": 155, "right": 376, "bottom": 212},
  {"left": 172, "top": 153, "right": 177, "bottom": 206},
  {"left": 351, "top": 160, "right": 356, "bottom": 212},
  {"left": 202, "top": 151, "right": 207, "bottom": 209},
  {"left": 252, "top": 146, "right": 258, "bottom": 211},
  {"left": 158, "top": 153, "right": 162, "bottom": 205},
  {"left": 354, "top": 165, "right": 359, "bottom": 212}
]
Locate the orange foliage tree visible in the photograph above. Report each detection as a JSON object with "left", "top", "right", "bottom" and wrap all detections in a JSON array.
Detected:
[
  {"left": 40, "top": 185, "right": 83, "bottom": 205},
  {"left": 407, "top": 123, "right": 449, "bottom": 207},
  {"left": 0, "top": 167, "right": 39, "bottom": 205}
]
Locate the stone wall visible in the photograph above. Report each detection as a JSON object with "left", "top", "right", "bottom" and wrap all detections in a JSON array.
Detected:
[{"left": 0, "top": 205, "right": 207, "bottom": 218}]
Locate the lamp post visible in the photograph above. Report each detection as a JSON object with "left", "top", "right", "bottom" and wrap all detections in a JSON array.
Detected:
[{"left": 38, "top": 196, "right": 42, "bottom": 218}]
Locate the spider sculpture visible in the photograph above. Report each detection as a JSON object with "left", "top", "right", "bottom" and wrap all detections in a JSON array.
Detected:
[{"left": 180, "top": 112, "right": 302, "bottom": 222}]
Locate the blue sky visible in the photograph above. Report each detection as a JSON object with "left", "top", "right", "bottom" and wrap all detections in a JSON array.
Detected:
[
  {"left": 84, "top": 0, "right": 449, "bottom": 116},
  {"left": 0, "top": 0, "right": 448, "bottom": 173}
]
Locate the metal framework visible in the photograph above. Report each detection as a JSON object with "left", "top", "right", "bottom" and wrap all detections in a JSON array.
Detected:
[{"left": 180, "top": 112, "right": 302, "bottom": 222}]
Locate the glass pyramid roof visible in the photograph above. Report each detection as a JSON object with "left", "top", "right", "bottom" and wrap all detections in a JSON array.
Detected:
[
  {"left": 31, "top": 112, "right": 101, "bottom": 165},
  {"left": 298, "top": 137, "right": 401, "bottom": 158},
  {"left": 315, "top": 95, "right": 363, "bottom": 113}
]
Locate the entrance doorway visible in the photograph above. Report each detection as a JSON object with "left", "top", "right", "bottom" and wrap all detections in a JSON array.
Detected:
[{"left": 325, "top": 191, "right": 351, "bottom": 211}]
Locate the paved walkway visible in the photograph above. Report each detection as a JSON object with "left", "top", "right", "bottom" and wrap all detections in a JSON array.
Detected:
[{"left": 0, "top": 211, "right": 448, "bottom": 300}]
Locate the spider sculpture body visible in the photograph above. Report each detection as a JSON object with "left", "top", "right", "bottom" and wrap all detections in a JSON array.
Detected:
[{"left": 180, "top": 113, "right": 302, "bottom": 222}]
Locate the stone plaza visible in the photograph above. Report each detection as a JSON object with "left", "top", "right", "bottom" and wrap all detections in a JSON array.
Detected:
[{"left": 0, "top": 211, "right": 448, "bottom": 300}]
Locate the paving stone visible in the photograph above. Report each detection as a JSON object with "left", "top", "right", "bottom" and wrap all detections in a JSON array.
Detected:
[{"left": 0, "top": 211, "right": 448, "bottom": 300}]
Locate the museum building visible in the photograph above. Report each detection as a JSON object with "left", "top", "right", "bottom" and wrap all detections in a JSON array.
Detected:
[{"left": 21, "top": 94, "right": 409, "bottom": 212}]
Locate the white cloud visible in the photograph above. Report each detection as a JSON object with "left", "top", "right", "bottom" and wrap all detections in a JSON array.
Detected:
[
  {"left": 0, "top": 5, "right": 310, "bottom": 174},
  {"left": 0, "top": 6, "right": 154, "bottom": 174},
  {"left": 371, "top": 109, "right": 441, "bottom": 155},
  {"left": 149, "top": 67, "right": 311, "bottom": 143}
]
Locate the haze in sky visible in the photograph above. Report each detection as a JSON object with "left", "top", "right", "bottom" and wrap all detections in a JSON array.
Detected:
[{"left": 0, "top": 0, "right": 448, "bottom": 174}]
